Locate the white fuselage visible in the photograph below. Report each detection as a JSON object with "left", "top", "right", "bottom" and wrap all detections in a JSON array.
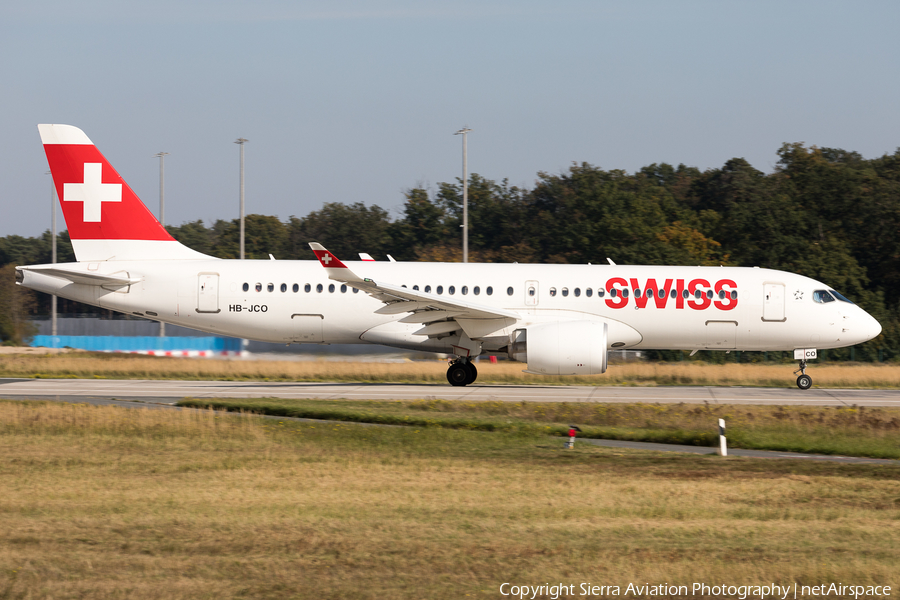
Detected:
[{"left": 19, "top": 259, "right": 881, "bottom": 355}]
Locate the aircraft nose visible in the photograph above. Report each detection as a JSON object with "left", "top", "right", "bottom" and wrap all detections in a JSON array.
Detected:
[
  {"left": 857, "top": 310, "right": 882, "bottom": 343},
  {"left": 844, "top": 306, "right": 881, "bottom": 344}
]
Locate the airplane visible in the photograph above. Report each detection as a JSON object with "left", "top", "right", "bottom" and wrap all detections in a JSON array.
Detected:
[{"left": 16, "top": 124, "right": 882, "bottom": 389}]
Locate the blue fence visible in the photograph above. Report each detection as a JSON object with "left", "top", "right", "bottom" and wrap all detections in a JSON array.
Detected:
[{"left": 31, "top": 335, "right": 242, "bottom": 353}]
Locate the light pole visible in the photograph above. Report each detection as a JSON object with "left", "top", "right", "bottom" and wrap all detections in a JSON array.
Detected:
[
  {"left": 153, "top": 152, "right": 169, "bottom": 337},
  {"left": 235, "top": 138, "right": 249, "bottom": 260},
  {"left": 154, "top": 152, "right": 169, "bottom": 227},
  {"left": 46, "top": 171, "right": 57, "bottom": 337},
  {"left": 454, "top": 127, "right": 472, "bottom": 263}
]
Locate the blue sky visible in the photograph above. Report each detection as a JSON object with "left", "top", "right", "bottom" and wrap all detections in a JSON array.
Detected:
[{"left": 2, "top": 0, "right": 899, "bottom": 237}]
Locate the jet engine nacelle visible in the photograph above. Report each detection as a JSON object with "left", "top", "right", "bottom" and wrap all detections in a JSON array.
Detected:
[{"left": 508, "top": 320, "right": 608, "bottom": 375}]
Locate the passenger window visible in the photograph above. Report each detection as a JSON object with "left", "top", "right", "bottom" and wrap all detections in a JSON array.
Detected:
[
  {"left": 507, "top": 287, "right": 514, "bottom": 296},
  {"left": 341, "top": 284, "right": 347, "bottom": 293},
  {"left": 574, "top": 288, "right": 581, "bottom": 297},
  {"left": 280, "top": 283, "right": 287, "bottom": 293},
  {"left": 425, "top": 285, "right": 432, "bottom": 293},
  {"left": 487, "top": 286, "right": 494, "bottom": 296},
  {"left": 597, "top": 288, "right": 605, "bottom": 298},
  {"left": 670, "top": 289, "right": 676, "bottom": 299},
  {"left": 813, "top": 290, "right": 836, "bottom": 303},
  {"left": 622, "top": 289, "right": 629, "bottom": 298},
  {"left": 242, "top": 282, "right": 249, "bottom": 292},
  {"left": 706, "top": 290, "right": 713, "bottom": 299},
  {"left": 658, "top": 289, "right": 665, "bottom": 299},
  {"left": 474, "top": 286, "right": 481, "bottom": 295},
  {"left": 304, "top": 283, "right": 311, "bottom": 293},
  {"left": 550, "top": 288, "right": 557, "bottom": 297},
  {"left": 586, "top": 288, "right": 593, "bottom": 297},
  {"left": 437, "top": 285, "right": 444, "bottom": 295},
  {"left": 462, "top": 286, "right": 468, "bottom": 295},
  {"left": 316, "top": 284, "right": 323, "bottom": 293},
  {"left": 634, "top": 288, "right": 640, "bottom": 297},
  {"left": 528, "top": 287, "right": 535, "bottom": 296},
  {"left": 610, "top": 288, "right": 617, "bottom": 298},
  {"left": 449, "top": 286, "right": 455, "bottom": 295},
  {"left": 682, "top": 290, "right": 689, "bottom": 299},
  {"left": 266, "top": 283, "right": 274, "bottom": 292},
  {"left": 731, "top": 291, "right": 738, "bottom": 299},
  {"left": 255, "top": 283, "right": 262, "bottom": 292},
  {"left": 328, "top": 284, "right": 335, "bottom": 293},
  {"left": 562, "top": 288, "right": 569, "bottom": 297},
  {"left": 352, "top": 288, "right": 359, "bottom": 293},
  {"left": 292, "top": 284, "right": 299, "bottom": 293},
  {"left": 646, "top": 289, "right": 653, "bottom": 298},
  {"left": 413, "top": 285, "right": 419, "bottom": 291},
  {"left": 718, "top": 290, "right": 726, "bottom": 299}
]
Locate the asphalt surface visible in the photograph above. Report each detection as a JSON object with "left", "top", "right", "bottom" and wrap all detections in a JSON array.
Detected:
[
  {"left": 2, "top": 377, "right": 898, "bottom": 465},
  {"left": 1, "top": 377, "right": 898, "bottom": 406}
]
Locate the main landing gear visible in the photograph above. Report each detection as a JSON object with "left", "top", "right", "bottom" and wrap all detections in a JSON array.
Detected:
[
  {"left": 447, "top": 359, "right": 478, "bottom": 387},
  {"left": 794, "top": 359, "right": 812, "bottom": 390}
]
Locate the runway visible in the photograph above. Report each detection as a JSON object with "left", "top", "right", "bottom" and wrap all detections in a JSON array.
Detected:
[{"left": 1, "top": 377, "right": 898, "bottom": 406}]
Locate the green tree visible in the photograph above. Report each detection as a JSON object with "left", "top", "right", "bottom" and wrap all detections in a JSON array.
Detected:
[
  {"left": 212, "top": 215, "right": 290, "bottom": 260},
  {"left": 0, "top": 265, "right": 37, "bottom": 345},
  {"left": 288, "top": 202, "right": 394, "bottom": 261},
  {"left": 166, "top": 220, "right": 219, "bottom": 256}
]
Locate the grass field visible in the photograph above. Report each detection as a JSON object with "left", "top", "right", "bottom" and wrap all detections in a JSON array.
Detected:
[
  {"left": 178, "top": 397, "right": 900, "bottom": 459},
  {"left": 1, "top": 400, "right": 899, "bottom": 599},
  {"left": 2, "top": 352, "right": 900, "bottom": 387}
]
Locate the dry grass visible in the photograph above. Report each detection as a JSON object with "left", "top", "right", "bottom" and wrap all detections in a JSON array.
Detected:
[
  {"left": 2, "top": 353, "right": 900, "bottom": 387},
  {"left": 181, "top": 397, "right": 900, "bottom": 458},
  {"left": 1, "top": 400, "right": 899, "bottom": 599}
]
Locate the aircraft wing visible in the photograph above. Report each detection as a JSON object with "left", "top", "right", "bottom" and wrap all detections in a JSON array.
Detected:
[
  {"left": 309, "top": 243, "right": 519, "bottom": 339},
  {"left": 17, "top": 265, "right": 140, "bottom": 287}
]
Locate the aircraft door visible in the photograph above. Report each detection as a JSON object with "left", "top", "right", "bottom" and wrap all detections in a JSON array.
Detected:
[
  {"left": 197, "top": 273, "right": 220, "bottom": 313},
  {"left": 525, "top": 280, "right": 539, "bottom": 306},
  {"left": 762, "top": 283, "right": 785, "bottom": 322}
]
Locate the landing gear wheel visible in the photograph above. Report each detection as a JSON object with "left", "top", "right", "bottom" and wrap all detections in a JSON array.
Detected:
[
  {"left": 464, "top": 362, "right": 478, "bottom": 385},
  {"left": 793, "top": 358, "right": 812, "bottom": 390},
  {"left": 447, "top": 362, "right": 470, "bottom": 386}
]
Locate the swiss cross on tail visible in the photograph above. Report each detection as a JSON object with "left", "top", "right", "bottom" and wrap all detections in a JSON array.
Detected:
[{"left": 64, "top": 163, "right": 122, "bottom": 222}]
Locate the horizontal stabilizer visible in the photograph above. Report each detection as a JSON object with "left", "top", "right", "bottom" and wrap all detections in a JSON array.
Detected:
[{"left": 17, "top": 265, "right": 140, "bottom": 287}]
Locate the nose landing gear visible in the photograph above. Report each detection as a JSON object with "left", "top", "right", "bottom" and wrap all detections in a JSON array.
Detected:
[
  {"left": 794, "top": 359, "right": 812, "bottom": 390},
  {"left": 447, "top": 359, "right": 478, "bottom": 386}
]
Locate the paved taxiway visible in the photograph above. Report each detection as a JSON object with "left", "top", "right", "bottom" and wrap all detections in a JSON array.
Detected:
[{"left": 0, "top": 378, "right": 898, "bottom": 406}]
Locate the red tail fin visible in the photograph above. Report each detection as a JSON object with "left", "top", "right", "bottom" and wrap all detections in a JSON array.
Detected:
[{"left": 39, "top": 124, "right": 208, "bottom": 262}]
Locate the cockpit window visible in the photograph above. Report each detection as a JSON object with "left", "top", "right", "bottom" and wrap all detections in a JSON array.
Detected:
[
  {"left": 813, "top": 290, "right": 836, "bottom": 304},
  {"left": 829, "top": 289, "right": 855, "bottom": 304}
]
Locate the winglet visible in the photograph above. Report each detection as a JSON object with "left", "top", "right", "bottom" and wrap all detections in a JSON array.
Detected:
[{"left": 309, "top": 243, "right": 364, "bottom": 282}]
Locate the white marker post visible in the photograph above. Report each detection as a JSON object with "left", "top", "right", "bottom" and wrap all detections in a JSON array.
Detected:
[{"left": 717, "top": 418, "right": 727, "bottom": 457}]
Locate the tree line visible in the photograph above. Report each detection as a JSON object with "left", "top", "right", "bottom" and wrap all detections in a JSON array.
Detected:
[{"left": 2, "top": 142, "right": 898, "bottom": 360}]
